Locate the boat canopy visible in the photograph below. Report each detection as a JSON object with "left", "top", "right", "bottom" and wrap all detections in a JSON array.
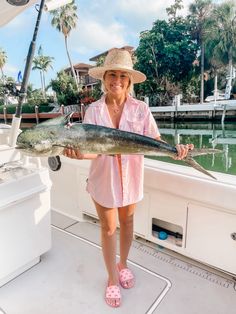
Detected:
[{"left": 0, "top": 0, "right": 38, "bottom": 27}]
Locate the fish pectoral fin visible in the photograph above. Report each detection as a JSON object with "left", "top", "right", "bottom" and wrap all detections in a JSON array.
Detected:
[{"left": 184, "top": 157, "right": 217, "bottom": 180}]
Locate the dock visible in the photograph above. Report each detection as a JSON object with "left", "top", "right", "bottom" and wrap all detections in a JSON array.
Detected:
[
  {"left": 1, "top": 101, "right": 236, "bottom": 123},
  {"left": 150, "top": 100, "right": 236, "bottom": 121},
  {"left": 0, "top": 112, "right": 81, "bottom": 122},
  {"left": 0, "top": 104, "right": 83, "bottom": 124}
]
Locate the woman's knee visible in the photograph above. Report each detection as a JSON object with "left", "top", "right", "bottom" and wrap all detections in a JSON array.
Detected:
[
  {"left": 119, "top": 215, "right": 133, "bottom": 228},
  {"left": 93, "top": 199, "right": 117, "bottom": 236},
  {"left": 100, "top": 220, "right": 117, "bottom": 236},
  {"left": 118, "top": 204, "right": 135, "bottom": 226}
]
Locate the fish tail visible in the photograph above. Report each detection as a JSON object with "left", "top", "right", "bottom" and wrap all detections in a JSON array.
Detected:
[
  {"left": 190, "top": 148, "right": 222, "bottom": 157},
  {"left": 184, "top": 156, "right": 217, "bottom": 180}
]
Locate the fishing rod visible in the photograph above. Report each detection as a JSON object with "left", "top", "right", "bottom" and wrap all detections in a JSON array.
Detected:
[
  {"left": 8, "top": 0, "right": 72, "bottom": 146},
  {"left": 8, "top": 0, "right": 45, "bottom": 146}
]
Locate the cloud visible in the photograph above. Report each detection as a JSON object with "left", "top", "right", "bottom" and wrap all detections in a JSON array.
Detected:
[
  {"left": 2, "top": 6, "right": 37, "bottom": 33},
  {"left": 68, "top": 0, "right": 194, "bottom": 61},
  {"left": 118, "top": 0, "right": 193, "bottom": 29},
  {"left": 4, "top": 63, "right": 18, "bottom": 76},
  {"left": 70, "top": 18, "right": 126, "bottom": 60}
]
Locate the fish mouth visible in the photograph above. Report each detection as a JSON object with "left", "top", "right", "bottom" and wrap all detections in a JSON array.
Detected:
[
  {"left": 15, "top": 145, "right": 26, "bottom": 149},
  {"left": 15, "top": 143, "right": 33, "bottom": 150}
]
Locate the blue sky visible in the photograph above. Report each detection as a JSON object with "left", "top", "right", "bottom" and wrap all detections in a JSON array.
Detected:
[{"left": 1, "top": 0, "right": 195, "bottom": 89}]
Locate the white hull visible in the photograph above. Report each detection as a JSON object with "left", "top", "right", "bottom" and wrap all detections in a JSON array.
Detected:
[
  {"left": 45, "top": 156, "right": 236, "bottom": 276},
  {"left": 0, "top": 145, "right": 52, "bottom": 287},
  {"left": 0, "top": 135, "right": 236, "bottom": 313}
]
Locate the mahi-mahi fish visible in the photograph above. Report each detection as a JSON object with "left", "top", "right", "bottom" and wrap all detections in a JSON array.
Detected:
[{"left": 16, "top": 113, "right": 221, "bottom": 179}]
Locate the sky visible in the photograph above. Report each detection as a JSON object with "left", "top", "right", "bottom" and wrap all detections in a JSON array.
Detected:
[{"left": 0, "top": 0, "right": 197, "bottom": 89}]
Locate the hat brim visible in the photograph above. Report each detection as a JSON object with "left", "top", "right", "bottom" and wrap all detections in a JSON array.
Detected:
[{"left": 88, "top": 66, "right": 146, "bottom": 84}]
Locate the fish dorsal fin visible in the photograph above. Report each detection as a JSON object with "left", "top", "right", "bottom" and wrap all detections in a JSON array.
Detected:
[{"left": 34, "top": 112, "right": 74, "bottom": 128}]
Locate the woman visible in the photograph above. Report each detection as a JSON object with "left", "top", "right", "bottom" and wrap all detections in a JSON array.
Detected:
[{"left": 64, "top": 48, "right": 193, "bottom": 307}]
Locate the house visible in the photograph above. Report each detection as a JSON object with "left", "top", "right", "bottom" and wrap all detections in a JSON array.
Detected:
[{"left": 64, "top": 63, "right": 98, "bottom": 91}]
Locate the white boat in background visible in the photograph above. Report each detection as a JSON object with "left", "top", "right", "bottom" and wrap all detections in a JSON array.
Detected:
[{"left": 1, "top": 2, "right": 236, "bottom": 313}]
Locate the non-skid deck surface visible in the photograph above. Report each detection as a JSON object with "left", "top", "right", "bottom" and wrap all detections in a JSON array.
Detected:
[
  {"left": 0, "top": 211, "right": 236, "bottom": 314},
  {"left": 0, "top": 223, "right": 168, "bottom": 313}
]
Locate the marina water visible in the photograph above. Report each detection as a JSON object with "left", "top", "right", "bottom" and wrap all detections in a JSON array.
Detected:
[{"left": 152, "top": 121, "right": 236, "bottom": 176}]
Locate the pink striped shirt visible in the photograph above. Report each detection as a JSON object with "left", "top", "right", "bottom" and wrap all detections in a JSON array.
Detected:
[{"left": 83, "top": 95, "right": 160, "bottom": 208}]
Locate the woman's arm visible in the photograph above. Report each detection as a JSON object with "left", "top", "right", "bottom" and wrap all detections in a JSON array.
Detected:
[
  {"left": 155, "top": 136, "right": 194, "bottom": 160},
  {"left": 63, "top": 148, "right": 98, "bottom": 160}
]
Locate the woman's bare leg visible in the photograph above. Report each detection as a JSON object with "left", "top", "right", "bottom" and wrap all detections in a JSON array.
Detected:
[
  {"left": 117, "top": 204, "right": 135, "bottom": 278},
  {"left": 93, "top": 199, "right": 120, "bottom": 306}
]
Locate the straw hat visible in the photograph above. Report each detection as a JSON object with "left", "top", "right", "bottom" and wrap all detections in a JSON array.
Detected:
[{"left": 88, "top": 48, "right": 146, "bottom": 84}]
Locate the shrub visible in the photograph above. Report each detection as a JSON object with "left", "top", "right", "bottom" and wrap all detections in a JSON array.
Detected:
[{"left": 0, "top": 103, "right": 52, "bottom": 114}]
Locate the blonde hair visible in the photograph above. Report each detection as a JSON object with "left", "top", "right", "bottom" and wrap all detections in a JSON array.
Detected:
[{"left": 101, "top": 71, "right": 134, "bottom": 96}]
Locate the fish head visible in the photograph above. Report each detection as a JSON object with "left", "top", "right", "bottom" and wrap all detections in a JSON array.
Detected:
[{"left": 16, "top": 126, "right": 62, "bottom": 157}]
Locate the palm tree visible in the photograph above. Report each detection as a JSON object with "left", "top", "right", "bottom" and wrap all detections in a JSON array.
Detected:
[
  {"left": 206, "top": 0, "right": 236, "bottom": 98},
  {"left": 0, "top": 48, "right": 7, "bottom": 81},
  {"left": 32, "top": 47, "right": 54, "bottom": 97},
  {"left": 50, "top": 0, "right": 79, "bottom": 89},
  {"left": 188, "top": 0, "right": 213, "bottom": 103}
]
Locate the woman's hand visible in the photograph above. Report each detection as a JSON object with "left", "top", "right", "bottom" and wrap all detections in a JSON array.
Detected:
[
  {"left": 63, "top": 148, "right": 84, "bottom": 160},
  {"left": 174, "top": 143, "right": 194, "bottom": 160}
]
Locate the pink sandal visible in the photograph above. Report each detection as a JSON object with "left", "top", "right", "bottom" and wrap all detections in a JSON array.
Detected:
[
  {"left": 117, "top": 265, "right": 135, "bottom": 289},
  {"left": 105, "top": 284, "right": 121, "bottom": 308}
]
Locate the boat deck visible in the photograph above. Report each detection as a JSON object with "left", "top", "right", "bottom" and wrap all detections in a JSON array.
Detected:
[{"left": 0, "top": 210, "right": 235, "bottom": 314}]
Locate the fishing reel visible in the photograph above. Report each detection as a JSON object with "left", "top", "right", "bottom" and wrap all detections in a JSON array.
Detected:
[{"left": 48, "top": 156, "right": 61, "bottom": 171}]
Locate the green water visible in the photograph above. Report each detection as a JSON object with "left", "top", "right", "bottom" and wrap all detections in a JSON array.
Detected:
[{"left": 151, "top": 121, "right": 236, "bottom": 176}]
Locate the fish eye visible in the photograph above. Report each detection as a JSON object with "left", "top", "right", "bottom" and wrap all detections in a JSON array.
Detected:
[{"left": 49, "top": 130, "right": 56, "bottom": 136}]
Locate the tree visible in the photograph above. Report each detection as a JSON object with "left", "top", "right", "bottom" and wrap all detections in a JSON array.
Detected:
[
  {"left": 0, "top": 76, "right": 15, "bottom": 105},
  {"left": 0, "top": 48, "right": 7, "bottom": 81},
  {"left": 50, "top": 70, "right": 79, "bottom": 106},
  {"left": 50, "top": 0, "right": 79, "bottom": 88},
  {"left": 134, "top": 16, "right": 198, "bottom": 105},
  {"left": 32, "top": 46, "right": 54, "bottom": 97},
  {"left": 166, "top": 0, "right": 184, "bottom": 21},
  {"left": 205, "top": 0, "right": 236, "bottom": 98},
  {"left": 188, "top": 0, "right": 213, "bottom": 103}
]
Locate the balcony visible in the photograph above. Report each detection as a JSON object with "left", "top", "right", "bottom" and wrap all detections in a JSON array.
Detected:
[{"left": 78, "top": 75, "right": 98, "bottom": 86}]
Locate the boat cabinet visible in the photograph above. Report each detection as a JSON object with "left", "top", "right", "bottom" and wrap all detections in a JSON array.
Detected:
[
  {"left": 0, "top": 165, "right": 51, "bottom": 287},
  {"left": 139, "top": 160, "right": 236, "bottom": 275}
]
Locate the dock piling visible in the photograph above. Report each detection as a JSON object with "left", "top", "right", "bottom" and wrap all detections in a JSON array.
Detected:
[
  {"left": 221, "top": 104, "right": 227, "bottom": 125},
  {"left": 61, "top": 104, "right": 64, "bottom": 115},
  {"left": 35, "top": 105, "right": 39, "bottom": 124},
  {"left": 3, "top": 106, "right": 7, "bottom": 124}
]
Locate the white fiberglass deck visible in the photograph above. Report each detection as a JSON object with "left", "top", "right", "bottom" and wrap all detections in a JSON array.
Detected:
[{"left": 0, "top": 210, "right": 235, "bottom": 314}]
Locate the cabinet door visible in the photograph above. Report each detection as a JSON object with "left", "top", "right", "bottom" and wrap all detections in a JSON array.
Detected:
[
  {"left": 148, "top": 190, "right": 187, "bottom": 249},
  {"left": 186, "top": 204, "right": 236, "bottom": 274}
]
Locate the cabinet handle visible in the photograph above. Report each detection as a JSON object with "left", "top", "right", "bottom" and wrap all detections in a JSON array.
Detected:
[{"left": 231, "top": 233, "right": 236, "bottom": 241}]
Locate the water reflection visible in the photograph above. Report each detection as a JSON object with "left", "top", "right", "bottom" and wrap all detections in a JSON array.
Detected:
[{"left": 154, "top": 121, "right": 236, "bottom": 175}]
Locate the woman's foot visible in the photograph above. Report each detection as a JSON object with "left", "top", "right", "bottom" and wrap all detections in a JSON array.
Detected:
[
  {"left": 105, "top": 283, "right": 121, "bottom": 307},
  {"left": 117, "top": 263, "right": 135, "bottom": 289}
]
